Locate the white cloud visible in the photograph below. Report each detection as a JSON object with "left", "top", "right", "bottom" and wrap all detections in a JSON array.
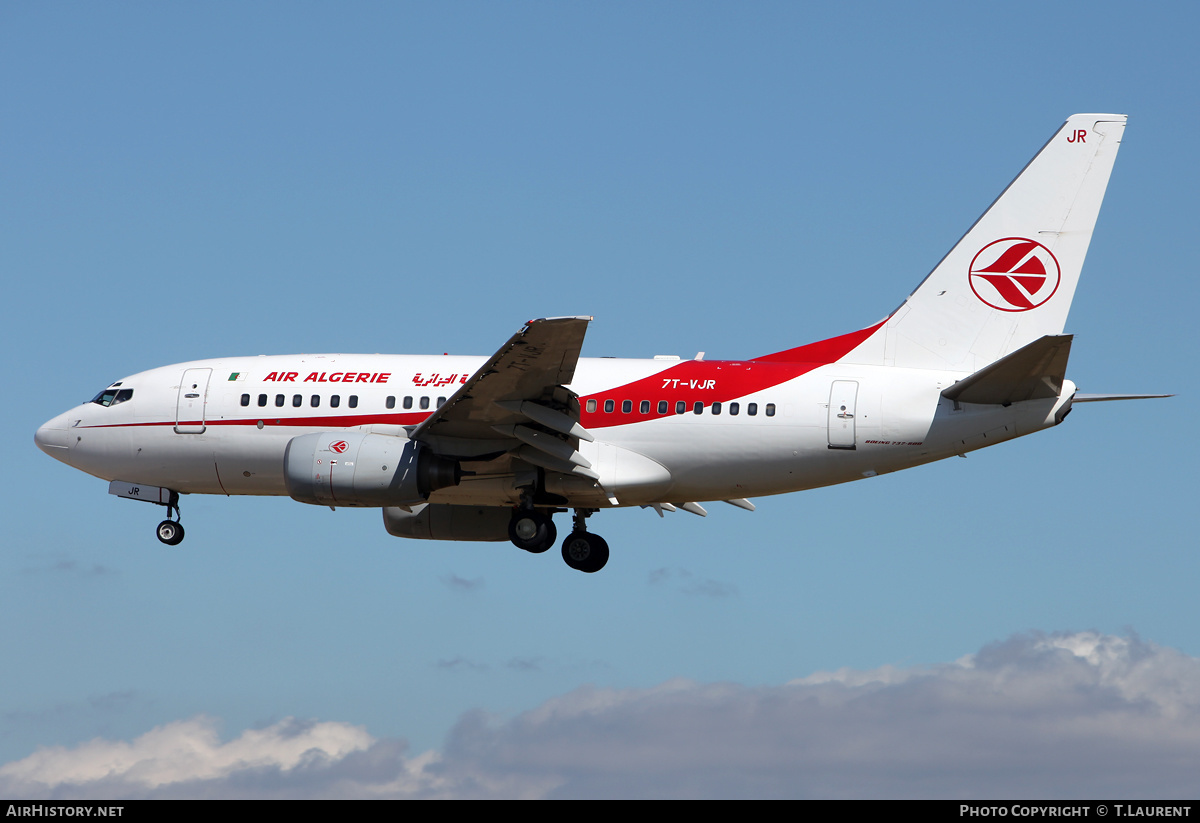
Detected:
[
  {"left": 0, "top": 716, "right": 398, "bottom": 798},
  {"left": 4, "top": 631, "right": 1200, "bottom": 798}
]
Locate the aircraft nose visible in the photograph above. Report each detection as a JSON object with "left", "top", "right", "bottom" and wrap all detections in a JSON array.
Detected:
[{"left": 35, "top": 413, "right": 72, "bottom": 458}]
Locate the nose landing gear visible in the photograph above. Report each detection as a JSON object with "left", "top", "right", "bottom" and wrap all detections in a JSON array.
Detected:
[
  {"left": 156, "top": 518, "right": 185, "bottom": 546},
  {"left": 155, "top": 491, "right": 184, "bottom": 546},
  {"left": 107, "top": 482, "right": 187, "bottom": 546}
]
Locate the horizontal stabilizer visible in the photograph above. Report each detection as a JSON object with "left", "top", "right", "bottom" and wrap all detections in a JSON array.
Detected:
[
  {"left": 1073, "top": 393, "right": 1173, "bottom": 402},
  {"left": 942, "top": 335, "right": 1073, "bottom": 406}
]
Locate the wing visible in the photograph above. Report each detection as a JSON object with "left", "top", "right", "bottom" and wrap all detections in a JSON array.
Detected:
[{"left": 408, "top": 316, "right": 597, "bottom": 477}]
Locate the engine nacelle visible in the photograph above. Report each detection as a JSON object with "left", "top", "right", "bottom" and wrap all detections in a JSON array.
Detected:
[
  {"left": 284, "top": 432, "right": 460, "bottom": 507},
  {"left": 383, "top": 503, "right": 511, "bottom": 541}
]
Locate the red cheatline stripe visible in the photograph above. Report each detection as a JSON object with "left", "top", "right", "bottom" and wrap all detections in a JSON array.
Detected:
[
  {"left": 750, "top": 319, "right": 885, "bottom": 364},
  {"left": 79, "top": 412, "right": 431, "bottom": 430},
  {"left": 579, "top": 320, "right": 886, "bottom": 429}
]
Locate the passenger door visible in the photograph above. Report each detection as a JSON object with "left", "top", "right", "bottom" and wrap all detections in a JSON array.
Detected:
[
  {"left": 827, "top": 380, "right": 858, "bottom": 450},
  {"left": 175, "top": 368, "right": 212, "bottom": 434}
]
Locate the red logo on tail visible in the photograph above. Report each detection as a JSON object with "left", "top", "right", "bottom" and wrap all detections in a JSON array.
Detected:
[{"left": 969, "top": 238, "right": 1061, "bottom": 312}]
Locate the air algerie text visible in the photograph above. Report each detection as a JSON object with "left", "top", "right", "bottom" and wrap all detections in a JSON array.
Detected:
[{"left": 262, "top": 372, "right": 391, "bottom": 384}]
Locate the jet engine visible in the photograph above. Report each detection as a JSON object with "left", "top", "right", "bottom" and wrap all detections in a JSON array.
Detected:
[
  {"left": 284, "top": 431, "right": 460, "bottom": 507},
  {"left": 383, "top": 503, "right": 512, "bottom": 541}
]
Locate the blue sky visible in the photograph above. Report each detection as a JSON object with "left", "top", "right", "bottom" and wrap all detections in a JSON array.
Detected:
[{"left": 3, "top": 1, "right": 1198, "bottom": 798}]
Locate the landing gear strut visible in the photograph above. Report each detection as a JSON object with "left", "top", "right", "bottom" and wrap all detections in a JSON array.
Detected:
[
  {"left": 561, "top": 508, "right": 608, "bottom": 573},
  {"left": 156, "top": 492, "right": 184, "bottom": 546}
]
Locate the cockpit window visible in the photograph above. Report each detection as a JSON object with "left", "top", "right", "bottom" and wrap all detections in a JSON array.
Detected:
[{"left": 91, "top": 388, "right": 133, "bottom": 407}]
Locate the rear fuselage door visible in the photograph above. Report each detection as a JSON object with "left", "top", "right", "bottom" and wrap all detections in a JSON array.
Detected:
[
  {"left": 175, "top": 368, "right": 212, "bottom": 434},
  {"left": 827, "top": 380, "right": 858, "bottom": 450}
]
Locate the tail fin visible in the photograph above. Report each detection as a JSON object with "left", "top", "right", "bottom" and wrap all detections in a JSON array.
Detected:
[{"left": 842, "top": 113, "right": 1127, "bottom": 373}]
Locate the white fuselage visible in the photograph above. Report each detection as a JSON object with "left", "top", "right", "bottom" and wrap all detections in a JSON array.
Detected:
[{"left": 35, "top": 352, "right": 1072, "bottom": 509}]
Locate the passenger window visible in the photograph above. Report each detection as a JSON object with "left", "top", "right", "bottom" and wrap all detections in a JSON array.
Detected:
[
  {"left": 712, "top": 402, "right": 722, "bottom": 415},
  {"left": 766, "top": 403, "right": 776, "bottom": 417},
  {"left": 292, "top": 395, "right": 302, "bottom": 407},
  {"left": 386, "top": 396, "right": 395, "bottom": 409},
  {"left": 748, "top": 403, "right": 758, "bottom": 416},
  {"left": 403, "top": 396, "right": 413, "bottom": 410},
  {"left": 311, "top": 395, "right": 320, "bottom": 407},
  {"left": 640, "top": 400, "right": 650, "bottom": 414},
  {"left": 730, "top": 402, "right": 740, "bottom": 416},
  {"left": 586, "top": 399, "right": 597, "bottom": 413},
  {"left": 658, "top": 400, "right": 668, "bottom": 414},
  {"left": 241, "top": 394, "right": 250, "bottom": 407},
  {"left": 275, "top": 394, "right": 285, "bottom": 407},
  {"left": 675, "top": 401, "right": 685, "bottom": 414},
  {"left": 622, "top": 400, "right": 632, "bottom": 413},
  {"left": 603, "top": 399, "right": 614, "bottom": 413},
  {"left": 693, "top": 402, "right": 703, "bottom": 414},
  {"left": 349, "top": 395, "right": 358, "bottom": 408},
  {"left": 330, "top": 395, "right": 340, "bottom": 408},
  {"left": 437, "top": 397, "right": 446, "bottom": 407},
  {"left": 258, "top": 394, "right": 267, "bottom": 407},
  {"left": 419, "top": 396, "right": 430, "bottom": 410}
]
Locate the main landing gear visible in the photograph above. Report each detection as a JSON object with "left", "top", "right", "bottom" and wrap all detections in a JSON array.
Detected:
[
  {"left": 507, "top": 507, "right": 608, "bottom": 573},
  {"left": 508, "top": 508, "right": 557, "bottom": 553},
  {"left": 155, "top": 492, "right": 185, "bottom": 546}
]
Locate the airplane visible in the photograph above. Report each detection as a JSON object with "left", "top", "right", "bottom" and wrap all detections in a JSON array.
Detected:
[{"left": 35, "top": 113, "right": 1165, "bottom": 573}]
